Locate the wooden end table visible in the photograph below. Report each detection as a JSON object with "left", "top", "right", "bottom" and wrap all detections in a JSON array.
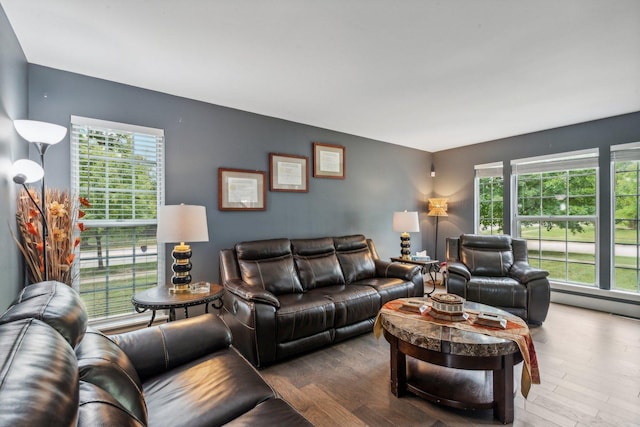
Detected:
[
  {"left": 132, "top": 283, "right": 224, "bottom": 327},
  {"left": 390, "top": 257, "right": 440, "bottom": 296},
  {"left": 379, "top": 299, "right": 524, "bottom": 424}
]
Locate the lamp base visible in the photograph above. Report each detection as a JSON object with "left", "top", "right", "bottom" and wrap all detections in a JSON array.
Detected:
[
  {"left": 400, "top": 232, "right": 411, "bottom": 260},
  {"left": 170, "top": 243, "right": 193, "bottom": 293}
]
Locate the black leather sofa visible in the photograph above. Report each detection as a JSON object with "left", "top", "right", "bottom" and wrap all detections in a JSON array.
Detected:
[
  {"left": 446, "top": 234, "right": 551, "bottom": 325},
  {"left": 0, "top": 281, "right": 311, "bottom": 427},
  {"left": 219, "top": 234, "right": 423, "bottom": 367}
]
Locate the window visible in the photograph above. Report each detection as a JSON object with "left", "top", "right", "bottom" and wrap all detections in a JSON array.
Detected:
[
  {"left": 475, "top": 162, "right": 504, "bottom": 235},
  {"left": 511, "top": 149, "right": 599, "bottom": 286},
  {"left": 611, "top": 142, "right": 640, "bottom": 293},
  {"left": 71, "top": 116, "right": 165, "bottom": 320}
]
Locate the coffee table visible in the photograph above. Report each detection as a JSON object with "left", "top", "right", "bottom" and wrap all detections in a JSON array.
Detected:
[
  {"left": 379, "top": 299, "right": 524, "bottom": 424},
  {"left": 132, "top": 283, "right": 224, "bottom": 326}
]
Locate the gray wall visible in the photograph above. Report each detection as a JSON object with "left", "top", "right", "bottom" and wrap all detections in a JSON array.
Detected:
[
  {"left": 27, "top": 65, "right": 433, "bottom": 285},
  {"left": 0, "top": 6, "right": 28, "bottom": 310}
]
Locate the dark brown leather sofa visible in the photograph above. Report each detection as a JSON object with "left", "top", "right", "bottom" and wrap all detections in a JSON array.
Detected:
[
  {"left": 219, "top": 234, "right": 423, "bottom": 367},
  {"left": 446, "top": 234, "right": 551, "bottom": 325},
  {"left": 0, "top": 281, "right": 311, "bottom": 427}
]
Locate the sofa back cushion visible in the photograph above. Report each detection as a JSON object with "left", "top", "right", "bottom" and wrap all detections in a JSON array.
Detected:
[
  {"left": 334, "top": 235, "right": 376, "bottom": 283},
  {"left": 0, "top": 280, "right": 88, "bottom": 347},
  {"left": 459, "top": 234, "right": 514, "bottom": 276},
  {"left": 0, "top": 319, "right": 79, "bottom": 426},
  {"left": 236, "top": 238, "right": 303, "bottom": 295},
  {"left": 75, "top": 328, "right": 147, "bottom": 425},
  {"left": 291, "top": 238, "right": 345, "bottom": 290}
]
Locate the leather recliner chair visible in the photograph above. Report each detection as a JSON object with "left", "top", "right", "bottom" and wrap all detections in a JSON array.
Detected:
[{"left": 445, "top": 234, "right": 550, "bottom": 325}]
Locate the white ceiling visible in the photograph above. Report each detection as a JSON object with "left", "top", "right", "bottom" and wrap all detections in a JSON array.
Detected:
[{"left": 2, "top": 1, "right": 639, "bottom": 152}]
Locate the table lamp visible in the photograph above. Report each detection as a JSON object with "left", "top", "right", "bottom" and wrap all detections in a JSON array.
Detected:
[
  {"left": 392, "top": 211, "right": 420, "bottom": 260},
  {"left": 157, "top": 204, "right": 209, "bottom": 293},
  {"left": 428, "top": 198, "right": 448, "bottom": 259}
]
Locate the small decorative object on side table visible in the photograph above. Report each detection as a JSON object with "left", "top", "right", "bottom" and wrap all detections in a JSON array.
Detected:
[
  {"left": 131, "top": 282, "right": 224, "bottom": 327},
  {"left": 390, "top": 257, "right": 440, "bottom": 296}
]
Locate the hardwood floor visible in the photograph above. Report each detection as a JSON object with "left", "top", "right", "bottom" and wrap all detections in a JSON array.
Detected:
[{"left": 260, "top": 302, "right": 640, "bottom": 426}]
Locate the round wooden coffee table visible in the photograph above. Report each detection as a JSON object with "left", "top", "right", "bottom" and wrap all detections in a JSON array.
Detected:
[
  {"left": 132, "top": 283, "right": 224, "bottom": 326},
  {"left": 379, "top": 299, "right": 524, "bottom": 424}
]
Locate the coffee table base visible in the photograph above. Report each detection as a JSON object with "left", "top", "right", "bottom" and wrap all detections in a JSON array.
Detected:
[{"left": 385, "top": 331, "right": 522, "bottom": 424}]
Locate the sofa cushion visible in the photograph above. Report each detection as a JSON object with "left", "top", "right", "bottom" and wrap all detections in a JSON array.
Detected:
[
  {"left": 236, "top": 239, "right": 303, "bottom": 295},
  {"left": 0, "top": 280, "right": 88, "bottom": 347},
  {"left": 276, "top": 292, "right": 336, "bottom": 342},
  {"left": 356, "top": 277, "right": 414, "bottom": 305},
  {"left": 143, "top": 347, "right": 277, "bottom": 427},
  {"left": 0, "top": 319, "right": 79, "bottom": 426},
  {"left": 78, "top": 381, "right": 145, "bottom": 427},
  {"left": 466, "top": 276, "right": 527, "bottom": 309},
  {"left": 292, "top": 237, "right": 345, "bottom": 290},
  {"left": 459, "top": 234, "right": 514, "bottom": 276},
  {"left": 75, "top": 328, "right": 147, "bottom": 424},
  {"left": 336, "top": 248, "right": 376, "bottom": 284},
  {"left": 315, "top": 285, "right": 380, "bottom": 327}
]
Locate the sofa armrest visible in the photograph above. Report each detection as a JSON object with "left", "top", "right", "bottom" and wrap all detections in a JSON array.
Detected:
[
  {"left": 375, "top": 259, "right": 421, "bottom": 281},
  {"left": 224, "top": 279, "right": 280, "bottom": 308},
  {"left": 509, "top": 262, "right": 549, "bottom": 284},
  {"left": 110, "top": 313, "right": 230, "bottom": 381},
  {"left": 447, "top": 261, "right": 471, "bottom": 281}
]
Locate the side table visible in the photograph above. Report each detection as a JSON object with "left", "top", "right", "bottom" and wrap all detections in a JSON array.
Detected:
[
  {"left": 390, "top": 258, "right": 441, "bottom": 296},
  {"left": 132, "top": 283, "right": 225, "bottom": 327}
]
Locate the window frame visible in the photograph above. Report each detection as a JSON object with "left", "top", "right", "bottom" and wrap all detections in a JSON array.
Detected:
[
  {"left": 511, "top": 148, "right": 600, "bottom": 287},
  {"left": 611, "top": 141, "right": 640, "bottom": 294},
  {"left": 70, "top": 116, "right": 165, "bottom": 323},
  {"left": 474, "top": 161, "right": 504, "bottom": 235}
]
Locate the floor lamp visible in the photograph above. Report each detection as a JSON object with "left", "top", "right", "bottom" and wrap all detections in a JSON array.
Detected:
[
  {"left": 14, "top": 120, "right": 67, "bottom": 281},
  {"left": 428, "top": 198, "right": 448, "bottom": 260}
]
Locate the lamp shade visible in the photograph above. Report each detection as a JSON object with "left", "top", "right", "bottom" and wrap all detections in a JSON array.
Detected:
[
  {"left": 157, "top": 204, "right": 209, "bottom": 243},
  {"left": 11, "top": 159, "right": 44, "bottom": 184},
  {"left": 428, "top": 198, "right": 448, "bottom": 217},
  {"left": 392, "top": 211, "right": 420, "bottom": 233},
  {"left": 14, "top": 120, "right": 67, "bottom": 144}
]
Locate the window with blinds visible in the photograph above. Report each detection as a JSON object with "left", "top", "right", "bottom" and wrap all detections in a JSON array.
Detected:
[
  {"left": 474, "top": 161, "right": 504, "bottom": 235},
  {"left": 611, "top": 142, "right": 640, "bottom": 293},
  {"left": 511, "top": 148, "right": 599, "bottom": 286},
  {"left": 70, "top": 116, "right": 165, "bottom": 320}
]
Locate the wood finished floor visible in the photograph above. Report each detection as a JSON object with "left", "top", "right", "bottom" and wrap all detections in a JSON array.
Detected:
[{"left": 260, "top": 301, "right": 640, "bottom": 426}]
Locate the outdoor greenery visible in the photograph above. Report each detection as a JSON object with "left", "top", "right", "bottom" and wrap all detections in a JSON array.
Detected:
[
  {"left": 75, "top": 127, "right": 161, "bottom": 319},
  {"left": 478, "top": 176, "right": 503, "bottom": 234}
]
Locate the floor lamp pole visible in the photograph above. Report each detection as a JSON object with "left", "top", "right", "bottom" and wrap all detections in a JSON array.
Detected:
[
  {"left": 38, "top": 144, "right": 49, "bottom": 281},
  {"left": 434, "top": 215, "right": 440, "bottom": 260}
]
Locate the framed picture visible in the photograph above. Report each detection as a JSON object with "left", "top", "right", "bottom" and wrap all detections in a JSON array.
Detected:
[
  {"left": 313, "top": 142, "right": 345, "bottom": 179},
  {"left": 218, "top": 168, "right": 266, "bottom": 211},
  {"left": 269, "top": 153, "right": 309, "bottom": 192}
]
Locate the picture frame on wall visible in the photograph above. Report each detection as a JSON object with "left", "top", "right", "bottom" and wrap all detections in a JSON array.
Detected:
[
  {"left": 269, "top": 153, "right": 309, "bottom": 192},
  {"left": 313, "top": 142, "right": 345, "bottom": 179},
  {"left": 218, "top": 168, "right": 266, "bottom": 211}
]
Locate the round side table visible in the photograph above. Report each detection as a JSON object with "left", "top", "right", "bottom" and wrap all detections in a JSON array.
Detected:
[{"left": 132, "top": 283, "right": 224, "bottom": 327}]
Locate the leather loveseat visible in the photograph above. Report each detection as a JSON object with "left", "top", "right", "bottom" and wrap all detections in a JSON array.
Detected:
[
  {"left": 446, "top": 234, "right": 551, "bottom": 325},
  {"left": 219, "top": 234, "right": 423, "bottom": 367},
  {"left": 0, "top": 281, "right": 311, "bottom": 427}
]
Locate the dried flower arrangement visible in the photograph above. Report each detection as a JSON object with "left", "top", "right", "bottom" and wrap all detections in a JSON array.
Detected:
[{"left": 13, "top": 188, "right": 89, "bottom": 285}]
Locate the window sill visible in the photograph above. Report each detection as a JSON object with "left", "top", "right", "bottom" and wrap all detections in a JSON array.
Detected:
[
  {"left": 550, "top": 282, "right": 640, "bottom": 319},
  {"left": 89, "top": 312, "right": 168, "bottom": 334}
]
